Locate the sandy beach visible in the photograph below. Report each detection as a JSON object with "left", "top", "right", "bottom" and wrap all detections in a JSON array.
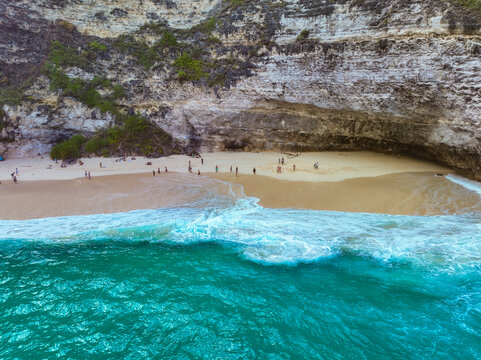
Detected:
[
  {"left": 1, "top": 151, "right": 474, "bottom": 220},
  {"left": 0, "top": 151, "right": 450, "bottom": 182}
]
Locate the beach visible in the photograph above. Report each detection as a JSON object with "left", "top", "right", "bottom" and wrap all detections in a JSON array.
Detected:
[
  {"left": 2, "top": 151, "right": 481, "bottom": 360},
  {"left": 1, "top": 150, "right": 477, "bottom": 220},
  {"left": 0, "top": 151, "right": 450, "bottom": 182}
]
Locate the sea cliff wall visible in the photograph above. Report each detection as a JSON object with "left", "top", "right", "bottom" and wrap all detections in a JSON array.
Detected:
[{"left": 1, "top": 0, "right": 480, "bottom": 179}]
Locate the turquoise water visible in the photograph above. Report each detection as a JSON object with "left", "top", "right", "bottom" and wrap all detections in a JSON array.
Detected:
[{"left": 1, "top": 176, "right": 480, "bottom": 359}]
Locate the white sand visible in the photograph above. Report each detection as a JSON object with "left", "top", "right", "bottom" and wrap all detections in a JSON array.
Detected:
[{"left": 0, "top": 151, "right": 450, "bottom": 183}]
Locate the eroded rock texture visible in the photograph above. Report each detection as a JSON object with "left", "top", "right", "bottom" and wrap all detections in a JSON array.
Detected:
[{"left": 1, "top": 0, "right": 480, "bottom": 179}]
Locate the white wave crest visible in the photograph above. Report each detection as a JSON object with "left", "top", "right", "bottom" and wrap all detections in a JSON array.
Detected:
[
  {"left": 446, "top": 174, "right": 481, "bottom": 197},
  {"left": 0, "top": 199, "right": 480, "bottom": 270}
]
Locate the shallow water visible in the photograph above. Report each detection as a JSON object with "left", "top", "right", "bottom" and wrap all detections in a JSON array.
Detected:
[{"left": 0, "top": 176, "right": 480, "bottom": 359}]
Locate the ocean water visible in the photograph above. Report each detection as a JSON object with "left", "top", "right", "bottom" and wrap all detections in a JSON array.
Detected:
[{"left": 0, "top": 176, "right": 480, "bottom": 359}]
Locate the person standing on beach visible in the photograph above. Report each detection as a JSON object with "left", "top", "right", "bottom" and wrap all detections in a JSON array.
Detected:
[
  {"left": 165, "top": 166, "right": 168, "bottom": 173},
  {"left": 201, "top": 158, "right": 204, "bottom": 165},
  {"left": 230, "top": 165, "right": 232, "bottom": 173},
  {"left": 85, "top": 171, "right": 87, "bottom": 178},
  {"left": 153, "top": 170, "right": 156, "bottom": 176},
  {"left": 235, "top": 167, "right": 238, "bottom": 176},
  {"left": 158, "top": 168, "right": 160, "bottom": 174},
  {"left": 216, "top": 165, "right": 219, "bottom": 173},
  {"left": 253, "top": 167, "right": 256, "bottom": 175},
  {"left": 100, "top": 162, "right": 102, "bottom": 169},
  {"left": 13, "top": 176, "right": 17, "bottom": 184},
  {"left": 293, "top": 164, "right": 296, "bottom": 172},
  {"left": 15, "top": 168, "right": 18, "bottom": 175},
  {"left": 88, "top": 171, "right": 91, "bottom": 179},
  {"left": 198, "top": 170, "right": 201, "bottom": 176}
]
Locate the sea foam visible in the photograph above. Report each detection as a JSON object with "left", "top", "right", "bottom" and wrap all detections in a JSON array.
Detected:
[
  {"left": 446, "top": 174, "right": 481, "bottom": 197},
  {"left": 1, "top": 196, "right": 480, "bottom": 271}
]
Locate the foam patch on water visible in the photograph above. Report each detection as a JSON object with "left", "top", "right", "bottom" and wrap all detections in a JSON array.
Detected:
[
  {"left": 1, "top": 198, "right": 480, "bottom": 270},
  {"left": 446, "top": 174, "right": 481, "bottom": 197}
]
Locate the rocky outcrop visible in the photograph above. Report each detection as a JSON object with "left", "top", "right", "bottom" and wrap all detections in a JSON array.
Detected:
[{"left": 1, "top": 0, "right": 480, "bottom": 179}]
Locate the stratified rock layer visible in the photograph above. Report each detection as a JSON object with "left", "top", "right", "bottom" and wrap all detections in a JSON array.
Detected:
[{"left": 1, "top": 0, "right": 480, "bottom": 179}]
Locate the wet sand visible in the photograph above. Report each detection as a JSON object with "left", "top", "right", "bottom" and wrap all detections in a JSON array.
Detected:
[
  {"left": 212, "top": 172, "right": 481, "bottom": 216},
  {"left": 0, "top": 170, "right": 479, "bottom": 220},
  {"left": 0, "top": 173, "right": 242, "bottom": 220}
]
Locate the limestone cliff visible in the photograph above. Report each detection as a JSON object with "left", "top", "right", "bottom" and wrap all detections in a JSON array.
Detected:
[{"left": 1, "top": 0, "right": 480, "bottom": 179}]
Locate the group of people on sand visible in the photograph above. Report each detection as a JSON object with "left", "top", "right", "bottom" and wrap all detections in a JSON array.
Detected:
[
  {"left": 84, "top": 171, "right": 91, "bottom": 179},
  {"left": 9, "top": 168, "right": 18, "bottom": 183},
  {"left": 152, "top": 167, "right": 169, "bottom": 176},
  {"left": 277, "top": 158, "right": 296, "bottom": 174}
]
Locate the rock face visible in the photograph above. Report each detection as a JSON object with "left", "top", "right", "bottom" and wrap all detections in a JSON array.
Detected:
[{"left": 1, "top": 0, "right": 480, "bottom": 179}]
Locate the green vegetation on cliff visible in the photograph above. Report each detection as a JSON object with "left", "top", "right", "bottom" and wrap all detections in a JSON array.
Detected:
[
  {"left": 455, "top": 0, "right": 481, "bottom": 16},
  {"left": 0, "top": 87, "right": 25, "bottom": 106},
  {"left": 174, "top": 53, "right": 207, "bottom": 81},
  {"left": 296, "top": 29, "right": 310, "bottom": 41},
  {"left": 113, "top": 35, "right": 160, "bottom": 69},
  {"left": 44, "top": 64, "right": 122, "bottom": 118},
  {"left": 84, "top": 115, "right": 177, "bottom": 157},
  {"left": 51, "top": 116, "right": 180, "bottom": 159},
  {"left": 44, "top": 44, "right": 181, "bottom": 160},
  {"left": 157, "top": 31, "right": 178, "bottom": 48},
  {"left": 48, "top": 41, "right": 107, "bottom": 69},
  {"left": 50, "top": 134, "right": 85, "bottom": 160}
]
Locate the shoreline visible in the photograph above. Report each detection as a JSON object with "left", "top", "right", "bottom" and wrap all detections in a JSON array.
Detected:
[
  {"left": 1, "top": 170, "right": 479, "bottom": 220},
  {"left": 1, "top": 151, "right": 474, "bottom": 221}
]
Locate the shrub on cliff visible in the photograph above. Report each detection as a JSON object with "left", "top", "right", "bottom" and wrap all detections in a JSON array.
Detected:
[
  {"left": 0, "top": 87, "right": 24, "bottom": 106},
  {"left": 456, "top": 0, "right": 481, "bottom": 16},
  {"left": 184, "top": 17, "right": 217, "bottom": 36},
  {"left": 89, "top": 41, "right": 107, "bottom": 52},
  {"left": 85, "top": 137, "right": 109, "bottom": 154},
  {"left": 113, "top": 35, "right": 159, "bottom": 69},
  {"left": 82, "top": 116, "right": 180, "bottom": 157},
  {"left": 44, "top": 65, "right": 121, "bottom": 118},
  {"left": 228, "top": 0, "right": 244, "bottom": 8},
  {"left": 112, "top": 85, "right": 126, "bottom": 99},
  {"left": 296, "top": 29, "right": 310, "bottom": 41},
  {"left": 174, "top": 53, "right": 207, "bottom": 81},
  {"left": 50, "top": 134, "right": 85, "bottom": 160},
  {"left": 158, "top": 31, "right": 177, "bottom": 48},
  {"left": 48, "top": 41, "right": 89, "bottom": 69}
]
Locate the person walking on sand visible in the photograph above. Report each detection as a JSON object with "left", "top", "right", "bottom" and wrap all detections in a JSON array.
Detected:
[
  {"left": 230, "top": 165, "right": 232, "bottom": 173},
  {"left": 201, "top": 158, "right": 204, "bottom": 165},
  {"left": 88, "top": 171, "right": 91, "bottom": 179},
  {"left": 165, "top": 166, "right": 168, "bottom": 173},
  {"left": 216, "top": 165, "right": 219, "bottom": 173},
  {"left": 153, "top": 170, "right": 156, "bottom": 176},
  {"left": 235, "top": 167, "right": 239, "bottom": 176},
  {"left": 253, "top": 167, "right": 256, "bottom": 175},
  {"left": 13, "top": 176, "right": 17, "bottom": 184},
  {"left": 85, "top": 171, "right": 88, "bottom": 178},
  {"left": 158, "top": 168, "right": 160, "bottom": 174}
]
